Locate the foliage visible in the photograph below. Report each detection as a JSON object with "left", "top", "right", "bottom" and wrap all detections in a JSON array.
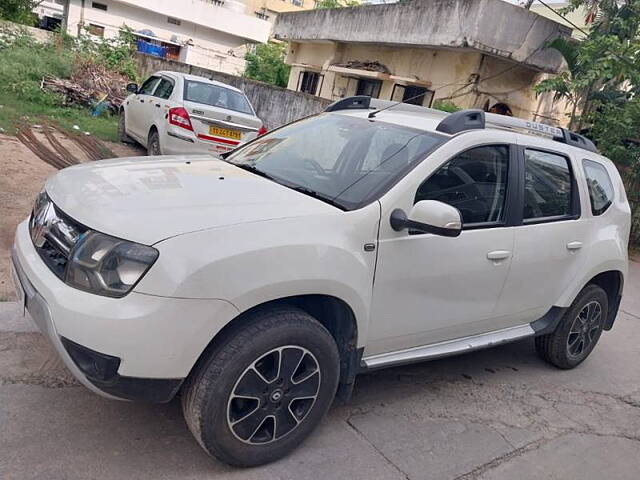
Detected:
[
  {"left": 0, "top": 26, "right": 132, "bottom": 141},
  {"left": 73, "top": 26, "right": 138, "bottom": 80},
  {"left": 432, "top": 100, "right": 461, "bottom": 113},
  {"left": 244, "top": 42, "right": 290, "bottom": 88},
  {"left": 0, "top": 0, "right": 38, "bottom": 25},
  {"left": 314, "top": 0, "right": 360, "bottom": 8},
  {"left": 536, "top": 0, "right": 640, "bottom": 245}
]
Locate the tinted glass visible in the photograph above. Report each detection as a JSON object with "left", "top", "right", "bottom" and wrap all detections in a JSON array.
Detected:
[
  {"left": 415, "top": 145, "right": 509, "bottom": 225},
  {"left": 523, "top": 149, "right": 573, "bottom": 220},
  {"left": 226, "top": 114, "right": 445, "bottom": 210},
  {"left": 154, "top": 78, "right": 174, "bottom": 99},
  {"left": 583, "top": 159, "right": 614, "bottom": 215},
  {"left": 183, "top": 80, "right": 253, "bottom": 115},
  {"left": 138, "top": 76, "right": 160, "bottom": 95}
]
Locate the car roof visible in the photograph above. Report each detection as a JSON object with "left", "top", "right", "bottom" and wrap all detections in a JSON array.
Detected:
[
  {"left": 154, "top": 71, "right": 244, "bottom": 94},
  {"left": 333, "top": 108, "right": 612, "bottom": 164}
]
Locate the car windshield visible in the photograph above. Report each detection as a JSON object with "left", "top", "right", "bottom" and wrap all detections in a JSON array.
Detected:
[
  {"left": 226, "top": 113, "right": 446, "bottom": 210},
  {"left": 183, "top": 80, "right": 254, "bottom": 115}
]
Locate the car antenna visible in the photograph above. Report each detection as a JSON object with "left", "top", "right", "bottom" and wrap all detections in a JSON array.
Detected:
[{"left": 368, "top": 91, "right": 430, "bottom": 119}]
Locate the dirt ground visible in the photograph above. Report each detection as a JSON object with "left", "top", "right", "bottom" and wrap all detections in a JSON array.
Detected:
[{"left": 0, "top": 132, "right": 144, "bottom": 300}]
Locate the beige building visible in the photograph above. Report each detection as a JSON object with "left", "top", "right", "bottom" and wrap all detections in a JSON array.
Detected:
[
  {"left": 274, "top": 0, "right": 574, "bottom": 125},
  {"left": 245, "top": 0, "right": 312, "bottom": 24}
]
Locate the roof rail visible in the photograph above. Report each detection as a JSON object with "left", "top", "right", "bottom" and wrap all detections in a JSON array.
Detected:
[
  {"left": 323, "top": 96, "right": 598, "bottom": 153},
  {"left": 436, "top": 109, "right": 598, "bottom": 153}
]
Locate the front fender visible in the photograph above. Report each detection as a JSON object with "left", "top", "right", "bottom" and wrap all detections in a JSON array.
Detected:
[{"left": 135, "top": 205, "right": 381, "bottom": 348}]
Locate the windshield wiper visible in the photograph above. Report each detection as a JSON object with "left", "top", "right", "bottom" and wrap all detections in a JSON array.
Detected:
[
  {"left": 287, "top": 185, "right": 346, "bottom": 210},
  {"left": 232, "top": 163, "right": 277, "bottom": 181}
]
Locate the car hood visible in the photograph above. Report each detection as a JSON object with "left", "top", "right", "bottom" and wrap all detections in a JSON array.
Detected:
[{"left": 46, "top": 155, "right": 337, "bottom": 245}]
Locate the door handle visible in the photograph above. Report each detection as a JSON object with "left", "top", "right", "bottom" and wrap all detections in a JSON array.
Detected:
[
  {"left": 155, "top": 103, "right": 161, "bottom": 108},
  {"left": 567, "top": 241, "right": 583, "bottom": 251},
  {"left": 487, "top": 250, "right": 512, "bottom": 261}
]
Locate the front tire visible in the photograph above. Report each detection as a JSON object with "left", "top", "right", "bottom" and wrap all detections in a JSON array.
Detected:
[
  {"left": 147, "top": 128, "right": 161, "bottom": 156},
  {"left": 117, "top": 110, "right": 134, "bottom": 144},
  {"left": 182, "top": 307, "right": 340, "bottom": 467},
  {"left": 535, "top": 284, "right": 608, "bottom": 369}
]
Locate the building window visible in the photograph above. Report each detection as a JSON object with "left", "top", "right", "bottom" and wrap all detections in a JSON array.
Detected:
[
  {"left": 88, "top": 24, "right": 105, "bottom": 37},
  {"left": 292, "top": 0, "right": 304, "bottom": 6},
  {"left": 167, "top": 17, "right": 181, "bottom": 25},
  {"left": 391, "top": 84, "right": 434, "bottom": 107},
  {"left": 204, "top": 0, "right": 225, "bottom": 5},
  {"left": 298, "top": 71, "right": 321, "bottom": 95},
  {"left": 91, "top": 2, "right": 108, "bottom": 11},
  {"left": 356, "top": 79, "right": 382, "bottom": 98},
  {"left": 255, "top": 9, "right": 270, "bottom": 20}
]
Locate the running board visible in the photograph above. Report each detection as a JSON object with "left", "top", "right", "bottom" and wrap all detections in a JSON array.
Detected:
[{"left": 361, "top": 324, "right": 535, "bottom": 369}]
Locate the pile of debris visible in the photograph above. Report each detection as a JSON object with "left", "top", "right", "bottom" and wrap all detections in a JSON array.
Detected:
[
  {"left": 332, "top": 60, "right": 391, "bottom": 74},
  {"left": 42, "top": 60, "right": 130, "bottom": 115}
]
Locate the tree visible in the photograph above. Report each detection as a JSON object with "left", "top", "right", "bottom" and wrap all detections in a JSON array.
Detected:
[
  {"left": 0, "top": 0, "right": 39, "bottom": 25},
  {"left": 314, "top": 0, "right": 360, "bottom": 9},
  {"left": 244, "top": 42, "right": 291, "bottom": 88},
  {"left": 536, "top": 0, "right": 640, "bottom": 245}
]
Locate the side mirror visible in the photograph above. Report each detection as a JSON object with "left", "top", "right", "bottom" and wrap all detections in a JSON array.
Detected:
[
  {"left": 390, "top": 200, "right": 462, "bottom": 237},
  {"left": 126, "top": 83, "right": 139, "bottom": 93}
]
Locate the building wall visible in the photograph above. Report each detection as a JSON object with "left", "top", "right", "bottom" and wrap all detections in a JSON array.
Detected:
[
  {"left": 285, "top": 41, "right": 570, "bottom": 125},
  {"left": 65, "top": 0, "right": 267, "bottom": 74}
]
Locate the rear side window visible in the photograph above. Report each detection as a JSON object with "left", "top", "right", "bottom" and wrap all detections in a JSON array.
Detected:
[
  {"left": 415, "top": 145, "right": 510, "bottom": 225},
  {"left": 138, "top": 76, "right": 160, "bottom": 95},
  {"left": 583, "top": 159, "right": 614, "bottom": 215},
  {"left": 153, "top": 78, "right": 174, "bottom": 99},
  {"left": 183, "top": 80, "right": 254, "bottom": 115},
  {"left": 523, "top": 149, "right": 573, "bottom": 220}
]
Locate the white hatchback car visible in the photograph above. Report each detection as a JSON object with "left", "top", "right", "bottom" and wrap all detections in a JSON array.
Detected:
[
  {"left": 119, "top": 71, "right": 265, "bottom": 155},
  {"left": 12, "top": 97, "right": 630, "bottom": 467}
]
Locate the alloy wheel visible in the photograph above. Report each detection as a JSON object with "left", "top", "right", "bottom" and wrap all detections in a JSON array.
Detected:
[
  {"left": 227, "top": 346, "right": 320, "bottom": 445},
  {"left": 566, "top": 300, "right": 602, "bottom": 359}
]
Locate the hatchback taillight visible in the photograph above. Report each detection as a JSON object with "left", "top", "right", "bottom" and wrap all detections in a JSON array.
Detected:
[
  {"left": 258, "top": 125, "right": 268, "bottom": 136},
  {"left": 168, "top": 107, "right": 193, "bottom": 131}
]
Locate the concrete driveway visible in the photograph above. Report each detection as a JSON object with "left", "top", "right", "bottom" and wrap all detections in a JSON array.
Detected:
[{"left": 1, "top": 262, "right": 639, "bottom": 480}]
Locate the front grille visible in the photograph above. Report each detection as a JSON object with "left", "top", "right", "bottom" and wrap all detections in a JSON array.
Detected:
[
  {"left": 29, "top": 198, "right": 86, "bottom": 281},
  {"left": 37, "top": 238, "right": 69, "bottom": 279}
]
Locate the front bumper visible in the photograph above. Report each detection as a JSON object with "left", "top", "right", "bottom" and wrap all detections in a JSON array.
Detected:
[{"left": 12, "top": 219, "right": 239, "bottom": 401}]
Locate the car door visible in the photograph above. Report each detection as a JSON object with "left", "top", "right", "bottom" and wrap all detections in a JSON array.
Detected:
[
  {"left": 493, "top": 139, "right": 590, "bottom": 323},
  {"left": 127, "top": 75, "right": 161, "bottom": 142},
  {"left": 366, "top": 132, "right": 519, "bottom": 356},
  {"left": 148, "top": 76, "right": 176, "bottom": 145}
]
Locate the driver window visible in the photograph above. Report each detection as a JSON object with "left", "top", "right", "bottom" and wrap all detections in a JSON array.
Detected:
[{"left": 415, "top": 145, "right": 510, "bottom": 225}]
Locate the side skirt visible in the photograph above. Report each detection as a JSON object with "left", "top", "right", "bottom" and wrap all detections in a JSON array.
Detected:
[{"left": 361, "top": 324, "right": 536, "bottom": 370}]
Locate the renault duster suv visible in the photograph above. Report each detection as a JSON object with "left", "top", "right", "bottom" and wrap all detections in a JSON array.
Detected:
[{"left": 11, "top": 97, "right": 630, "bottom": 467}]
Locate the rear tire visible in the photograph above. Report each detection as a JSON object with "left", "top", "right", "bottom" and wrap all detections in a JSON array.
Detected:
[
  {"left": 147, "top": 128, "right": 161, "bottom": 156},
  {"left": 535, "top": 284, "right": 608, "bottom": 369},
  {"left": 118, "top": 110, "right": 134, "bottom": 144},
  {"left": 182, "top": 306, "right": 340, "bottom": 467}
]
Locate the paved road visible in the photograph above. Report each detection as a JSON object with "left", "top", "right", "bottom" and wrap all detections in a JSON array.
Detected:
[{"left": 1, "top": 262, "right": 639, "bottom": 479}]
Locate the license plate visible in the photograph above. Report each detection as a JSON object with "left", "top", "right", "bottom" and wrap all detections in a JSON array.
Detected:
[
  {"left": 10, "top": 261, "right": 25, "bottom": 315},
  {"left": 209, "top": 126, "right": 242, "bottom": 140}
]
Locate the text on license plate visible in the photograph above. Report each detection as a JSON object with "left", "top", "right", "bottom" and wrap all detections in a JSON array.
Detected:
[{"left": 209, "top": 126, "right": 241, "bottom": 140}]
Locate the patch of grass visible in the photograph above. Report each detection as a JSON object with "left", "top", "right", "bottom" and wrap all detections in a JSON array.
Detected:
[
  {"left": 0, "top": 94, "right": 119, "bottom": 141},
  {"left": 0, "top": 27, "right": 119, "bottom": 141}
]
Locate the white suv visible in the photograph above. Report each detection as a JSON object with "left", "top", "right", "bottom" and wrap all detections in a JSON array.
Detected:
[
  {"left": 119, "top": 71, "right": 265, "bottom": 156},
  {"left": 11, "top": 97, "right": 630, "bottom": 467}
]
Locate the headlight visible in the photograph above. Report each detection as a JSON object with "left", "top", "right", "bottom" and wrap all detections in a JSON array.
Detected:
[{"left": 66, "top": 231, "right": 159, "bottom": 298}]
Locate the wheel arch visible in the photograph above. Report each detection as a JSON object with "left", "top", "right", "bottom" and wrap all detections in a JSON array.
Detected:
[
  {"left": 185, "top": 294, "right": 361, "bottom": 402},
  {"left": 586, "top": 270, "right": 624, "bottom": 330}
]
